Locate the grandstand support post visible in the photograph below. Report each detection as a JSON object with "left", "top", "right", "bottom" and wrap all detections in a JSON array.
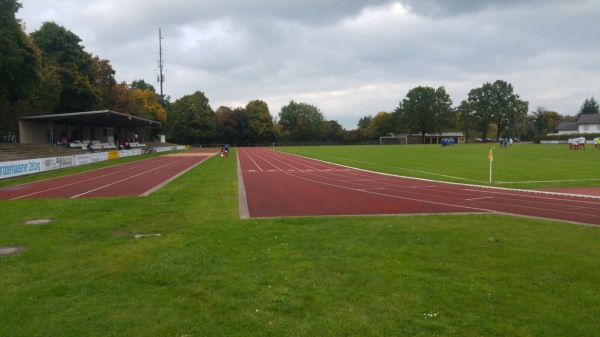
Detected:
[{"left": 48, "top": 119, "right": 53, "bottom": 143}]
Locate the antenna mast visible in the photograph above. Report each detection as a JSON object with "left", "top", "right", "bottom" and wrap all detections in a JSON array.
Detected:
[{"left": 158, "top": 28, "right": 165, "bottom": 106}]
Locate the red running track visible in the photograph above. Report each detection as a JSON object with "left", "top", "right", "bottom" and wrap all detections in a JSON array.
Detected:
[
  {"left": 238, "top": 147, "right": 600, "bottom": 225},
  {"left": 0, "top": 149, "right": 217, "bottom": 200}
]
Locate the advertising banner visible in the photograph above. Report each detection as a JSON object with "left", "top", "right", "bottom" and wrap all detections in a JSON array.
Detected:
[
  {"left": 119, "top": 149, "right": 142, "bottom": 157},
  {"left": 0, "top": 145, "right": 182, "bottom": 180},
  {"left": 108, "top": 151, "right": 120, "bottom": 160},
  {"left": 72, "top": 154, "right": 92, "bottom": 166},
  {"left": 0, "top": 159, "right": 43, "bottom": 179},
  {"left": 154, "top": 145, "right": 186, "bottom": 153}
]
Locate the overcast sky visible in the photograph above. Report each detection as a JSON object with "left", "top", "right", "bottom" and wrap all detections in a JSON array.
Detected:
[{"left": 18, "top": 0, "right": 600, "bottom": 129}]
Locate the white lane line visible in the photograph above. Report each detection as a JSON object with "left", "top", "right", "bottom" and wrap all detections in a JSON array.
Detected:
[
  {"left": 276, "top": 150, "right": 486, "bottom": 184},
  {"left": 256, "top": 149, "right": 600, "bottom": 221},
  {"left": 467, "top": 196, "right": 494, "bottom": 201},
  {"left": 9, "top": 158, "right": 173, "bottom": 200},
  {"left": 240, "top": 149, "right": 293, "bottom": 173},
  {"left": 241, "top": 149, "right": 263, "bottom": 172},
  {"left": 247, "top": 150, "right": 493, "bottom": 213},
  {"left": 141, "top": 157, "right": 209, "bottom": 196},
  {"left": 70, "top": 158, "right": 188, "bottom": 198},
  {"left": 237, "top": 151, "right": 250, "bottom": 219}
]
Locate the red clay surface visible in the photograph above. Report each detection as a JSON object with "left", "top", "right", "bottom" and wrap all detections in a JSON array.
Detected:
[
  {"left": 238, "top": 147, "right": 600, "bottom": 225},
  {"left": 0, "top": 149, "right": 217, "bottom": 200},
  {"left": 538, "top": 187, "right": 600, "bottom": 197}
]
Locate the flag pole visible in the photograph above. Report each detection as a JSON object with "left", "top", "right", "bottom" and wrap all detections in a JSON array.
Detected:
[{"left": 488, "top": 147, "right": 494, "bottom": 185}]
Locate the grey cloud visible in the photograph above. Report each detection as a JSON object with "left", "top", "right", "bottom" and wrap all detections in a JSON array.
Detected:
[
  {"left": 16, "top": 0, "right": 600, "bottom": 128},
  {"left": 397, "top": 0, "right": 565, "bottom": 17}
]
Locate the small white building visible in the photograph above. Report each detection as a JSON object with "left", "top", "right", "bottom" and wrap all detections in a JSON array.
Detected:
[{"left": 553, "top": 114, "right": 600, "bottom": 135}]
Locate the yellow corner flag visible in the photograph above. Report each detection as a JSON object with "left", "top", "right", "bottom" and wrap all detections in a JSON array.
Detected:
[{"left": 488, "top": 148, "right": 493, "bottom": 161}]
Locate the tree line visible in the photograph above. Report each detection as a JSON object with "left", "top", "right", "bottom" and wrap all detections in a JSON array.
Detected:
[{"left": 2, "top": 0, "right": 598, "bottom": 145}]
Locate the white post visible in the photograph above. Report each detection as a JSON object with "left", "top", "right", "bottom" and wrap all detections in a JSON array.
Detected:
[
  {"left": 489, "top": 158, "right": 492, "bottom": 185},
  {"left": 488, "top": 147, "right": 494, "bottom": 185}
]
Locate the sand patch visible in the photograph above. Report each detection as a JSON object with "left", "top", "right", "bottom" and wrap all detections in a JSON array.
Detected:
[
  {"left": 0, "top": 246, "right": 26, "bottom": 256},
  {"left": 134, "top": 234, "right": 162, "bottom": 238},
  {"left": 22, "top": 218, "right": 54, "bottom": 225},
  {"left": 165, "top": 153, "right": 215, "bottom": 157}
]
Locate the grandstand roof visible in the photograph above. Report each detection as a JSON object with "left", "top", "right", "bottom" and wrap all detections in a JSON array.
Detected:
[{"left": 20, "top": 110, "right": 161, "bottom": 128}]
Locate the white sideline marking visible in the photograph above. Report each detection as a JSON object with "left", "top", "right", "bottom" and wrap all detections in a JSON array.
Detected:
[
  {"left": 10, "top": 156, "right": 175, "bottom": 200},
  {"left": 467, "top": 196, "right": 494, "bottom": 201},
  {"left": 71, "top": 158, "right": 190, "bottom": 198},
  {"left": 495, "top": 178, "right": 600, "bottom": 184}
]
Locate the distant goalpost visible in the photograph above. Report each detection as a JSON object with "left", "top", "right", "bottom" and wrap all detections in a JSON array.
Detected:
[{"left": 379, "top": 135, "right": 408, "bottom": 145}]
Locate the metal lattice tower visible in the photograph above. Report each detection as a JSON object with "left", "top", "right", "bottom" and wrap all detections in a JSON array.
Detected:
[{"left": 158, "top": 28, "right": 165, "bottom": 106}]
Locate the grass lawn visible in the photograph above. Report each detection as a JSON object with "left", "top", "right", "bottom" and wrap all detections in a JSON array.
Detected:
[
  {"left": 276, "top": 143, "right": 600, "bottom": 189},
  {"left": 1, "top": 145, "right": 600, "bottom": 336}
]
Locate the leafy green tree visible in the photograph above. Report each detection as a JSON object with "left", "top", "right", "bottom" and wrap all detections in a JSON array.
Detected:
[
  {"left": 323, "top": 120, "right": 344, "bottom": 141},
  {"left": 231, "top": 107, "right": 250, "bottom": 145},
  {"left": 395, "top": 86, "right": 454, "bottom": 143},
  {"left": 0, "top": 0, "right": 41, "bottom": 136},
  {"left": 342, "top": 129, "right": 360, "bottom": 142},
  {"left": 462, "top": 80, "right": 527, "bottom": 140},
  {"left": 356, "top": 115, "right": 376, "bottom": 140},
  {"left": 278, "top": 100, "right": 325, "bottom": 141},
  {"left": 464, "top": 85, "right": 494, "bottom": 140},
  {"left": 456, "top": 100, "right": 476, "bottom": 141},
  {"left": 169, "top": 91, "right": 214, "bottom": 144},
  {"left": 0, "top": 0, "right": 40, "bottom": 106},
  {"left": 30, "top": 21, "right": 101, "bottom": 112},
  {"left": 92, "top": 56, "right": 116, "bottom": 109},
  {"left": 578, "top": 97, "right": 600, "bottom": 117},
  {"left": 132, "top": 88, "right": 166, "bottom": 124},
  {"left": 531, "top": 106, "right": 562, "bottom": 137},
  {"left": 215, "top": 106, "right": 239, "bottom": 144},
  {"left": 370, "top": 111, "right": 394, "bottom": 136},
  {"left": 489, "top": 80, "right": 528, "bottom": 139},
  {"left": 28, "top": 64, "right": 61, "bottom": 112},
  {"left": 111, "top": 82, "right": 135, "bottom": 115},
  {"left": 246, "top": 100, "right": 273, "bottom": 144},
  {"left": 357, "top": 115, "right": 373, "bottom": 129},
  {"left": 131, "top": 79, "right": 156, "bottom": 92}
]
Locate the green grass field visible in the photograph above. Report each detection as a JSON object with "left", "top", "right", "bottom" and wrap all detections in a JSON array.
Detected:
[
  {"left": 276, "top": 143, "right": 600, "bottom": 189},
  {"left": 1, "top": 145, "right": 599, "bottom": 337}
]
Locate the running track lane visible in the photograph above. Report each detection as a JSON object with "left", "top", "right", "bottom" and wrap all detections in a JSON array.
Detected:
[
  {"left": 237, "top": 147, "right": 600, "bottom": 225},
  {"left": 0, "top": 149, "right": 217, "bottom": 199}
]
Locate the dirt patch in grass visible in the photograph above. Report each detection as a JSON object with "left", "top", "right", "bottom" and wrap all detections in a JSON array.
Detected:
[
  {"left": 22, "top": 218, "right": 55, "bottom": 225},
  {"left": 0, "top": 246, "right": 26, "bottom": 256}
]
